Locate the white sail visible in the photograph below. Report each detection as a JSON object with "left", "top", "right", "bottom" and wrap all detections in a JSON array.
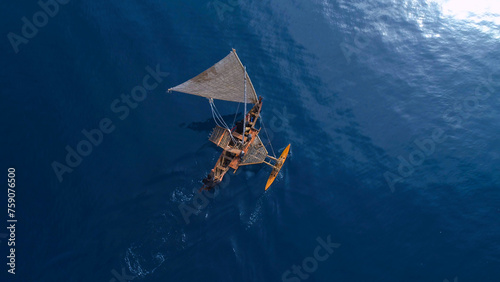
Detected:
[{"left": 168, "top": 49, "right": 259, "bottom": 104}]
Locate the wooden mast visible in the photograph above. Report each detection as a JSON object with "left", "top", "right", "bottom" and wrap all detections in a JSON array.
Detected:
[{"left": 243, "top": 66, "right": 247, "bottom": 144}]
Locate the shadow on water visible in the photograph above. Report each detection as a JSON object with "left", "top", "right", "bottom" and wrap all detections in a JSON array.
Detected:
[
  {"left": 179, "top": 113, "right": 242, "bottom": 133},
  {"left": 143, "top": 142, "right": 218, "bottom": 187}
]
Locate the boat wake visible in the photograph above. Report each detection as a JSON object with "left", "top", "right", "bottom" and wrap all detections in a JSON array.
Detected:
[
  {"left": 245, "top": 197, "right": 264, "bottom": 230},
  {"left": 123, "top": 211, "right": 188, "bottom": 279},
  {"left": 125, "top": 246, "right": 166, "bottom": 278}
]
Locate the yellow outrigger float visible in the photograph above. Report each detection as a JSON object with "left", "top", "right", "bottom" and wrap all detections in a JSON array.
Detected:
[
  {"left": 265, "top": 144, "right": 290, "bottom": 190},
  {"left": 168, "top": 49, "right": 290, "bottom": 191}
]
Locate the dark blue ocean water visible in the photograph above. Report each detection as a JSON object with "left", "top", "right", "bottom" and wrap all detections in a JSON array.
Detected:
[{"left": 1, "top": 0, "right": 499, "bottom": 281}]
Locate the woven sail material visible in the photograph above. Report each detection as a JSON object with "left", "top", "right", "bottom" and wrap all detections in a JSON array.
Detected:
[
  {"left": 240, "top": 136, "right": 268, "bottom": 165},
  {"left": 169, "top": 50, "right": 259, "bottom": 103}
]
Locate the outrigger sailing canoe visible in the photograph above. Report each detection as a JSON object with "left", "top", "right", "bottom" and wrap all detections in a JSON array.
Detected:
[{"left": 168, "top": 49, "right": 290, "bottom": 191}]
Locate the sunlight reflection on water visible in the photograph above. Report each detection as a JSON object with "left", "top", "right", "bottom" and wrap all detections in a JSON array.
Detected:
[{"left": 431, "top": 0, "right": 500, "bottom": 38}]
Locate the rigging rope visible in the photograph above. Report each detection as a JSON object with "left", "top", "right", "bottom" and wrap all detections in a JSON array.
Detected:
[
  {"left": 259, "top": 115, "right": 277, "bottom": 158},
  {"left": 213, "top": 101, "right": 229, "bottom": 128},
  {"left": 209, "top": 102, "right": 223, "bottom": 128},
  {"left": 232, "top": 102, "right": 241, "bottom": 127},
  {"left": 209, "top": 99, "right": 237, "bottom": 144}
]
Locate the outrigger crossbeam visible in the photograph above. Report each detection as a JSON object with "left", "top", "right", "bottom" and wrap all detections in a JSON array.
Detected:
[{"left": 201, "top": 95, "right": 291, "bottom": 191}]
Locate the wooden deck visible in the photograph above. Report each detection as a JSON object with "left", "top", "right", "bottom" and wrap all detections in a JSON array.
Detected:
[{"left": 207, "top": 97, "right": 265, "bottom": 185}]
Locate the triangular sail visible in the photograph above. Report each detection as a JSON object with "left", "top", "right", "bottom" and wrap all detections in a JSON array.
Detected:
[
  {"left": 240, "top": 136, "right": 268, "bottom": 165},
  {"left": 168, "top": 49, "right": 259, "bottom": 103}
]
